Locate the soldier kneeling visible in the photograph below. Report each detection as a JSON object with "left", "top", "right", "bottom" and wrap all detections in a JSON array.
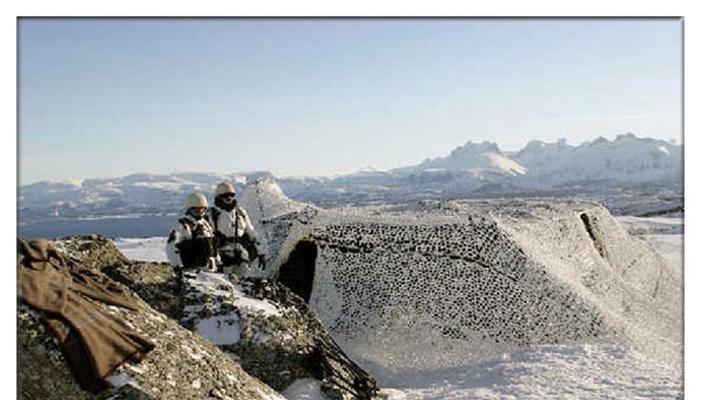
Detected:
[{"left": 166, "top": 192, "right": 218, "bottom": 274}]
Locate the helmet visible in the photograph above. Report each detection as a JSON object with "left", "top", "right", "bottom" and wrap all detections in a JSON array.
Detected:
[
  {"left": 185, "top": 192, "right": 208, "bottom": 209},
  {"left": 215, "top": 182, "right": 236, "bottom": 197}
]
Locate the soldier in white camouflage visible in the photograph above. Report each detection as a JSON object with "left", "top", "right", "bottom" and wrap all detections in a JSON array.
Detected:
[
  {"left": 165, "top": 192, "right": 218, "bottom": 272},
  {"left": 208, "top": 182, "right": 266, "bottom": 276}
]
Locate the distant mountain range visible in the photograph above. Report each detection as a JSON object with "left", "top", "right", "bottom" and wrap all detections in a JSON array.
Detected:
[
  {"left": 277, "top": 133, "right": 682, "bottom": 206},
  {"left": 19, "top": 134, "right": 683, "bottom": 222}
]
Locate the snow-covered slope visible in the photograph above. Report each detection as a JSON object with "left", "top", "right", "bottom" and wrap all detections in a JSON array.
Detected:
[
  {"left": 392, "top": 133, "right": 680, "bottom": 188},
  {"left": 397, "top": 141, "right": 527, "bottom": 177},
  {"left": 513, "top": 134, "right": 682, "bottom": 187}
]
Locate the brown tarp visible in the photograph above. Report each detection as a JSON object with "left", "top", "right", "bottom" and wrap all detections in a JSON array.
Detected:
[{"left": 18, "top": 238, "right": 155, "bottom": 392}]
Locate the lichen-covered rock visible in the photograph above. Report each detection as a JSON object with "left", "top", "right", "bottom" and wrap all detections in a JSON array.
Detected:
[
  {"left": 103, "top": 261, "right": 183, "bottom": 320},
  {"left": 18, "top": 275, "right": 285, "bottom": 400},
  {"left": 18, "top": 306, "right": 94, "bottom": 400},
  {"left": 179, "top": 270, "right": 377, "bottom": 400},
  {"left": 53, "top": 236, "right": 184, "bottom": 320},
  {"left": 53, "top": 235, "right": 128, "bottom": 271},
  {"left": 181, "top": 272, "right": 313, "bottom": 388},
  {"left": 237, "top": 278, "right": 378, "bottom": 400},
  {"left": 81, "top": 244, "right": 378, "bottom": 399}
]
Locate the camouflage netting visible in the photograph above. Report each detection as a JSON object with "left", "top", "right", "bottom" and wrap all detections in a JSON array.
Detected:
[{"left": 241, "top": 180, "right": 682, "bottom": 385}]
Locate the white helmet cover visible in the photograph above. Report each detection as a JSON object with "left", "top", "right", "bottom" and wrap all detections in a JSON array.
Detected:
[
  {"left": 215, "top": 182, "right": 236, "bottom": 197},
  {"left": 185, "top": 192, "right": 208, "bottom": 209}
]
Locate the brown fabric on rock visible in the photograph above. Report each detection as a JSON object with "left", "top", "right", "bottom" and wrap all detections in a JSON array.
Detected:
[{"left": 18, "top": 238, "right": 155, "bottom": 393}]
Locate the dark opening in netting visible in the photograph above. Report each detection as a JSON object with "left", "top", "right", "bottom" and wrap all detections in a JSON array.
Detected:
[{"left": 277, "top": 240, "right": 317, "bottom": 302}]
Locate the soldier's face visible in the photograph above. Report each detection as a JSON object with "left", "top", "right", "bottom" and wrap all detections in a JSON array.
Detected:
[
  {"left": 188, "top": 207, "right": 206, "bottom": 218},
  {"left": 222, "top": 193, "right": 235, "bottom": 204}
]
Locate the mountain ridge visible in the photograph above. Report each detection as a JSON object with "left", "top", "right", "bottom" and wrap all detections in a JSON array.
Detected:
[{"left": 19, "top": 134, "right": 682, "bottom": 222}]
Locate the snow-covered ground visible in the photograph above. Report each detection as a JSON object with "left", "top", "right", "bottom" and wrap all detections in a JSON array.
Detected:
[
  {"left": 616, "top": 215, "right": 684, "bottom": 271},
  {"left": 113, "top": 237, "right": 168, "bottom": 262},
  {"left": 282, "top": 343, "right": 681, "bottom": 400},
  {"left": 616, "top": 216, "right": 683, "bottom": 235},
  {"left": 114, "top": 215, "right": 684, "bottom": 400},
  {"left": 639, "top": 234, "right": 683, "bottom": 272},
  {"left": 372, "top": 343, "right": 681, "bottom": 400},
  {"left": 400, "top": 344, "right": 679, "bottom": 399}
]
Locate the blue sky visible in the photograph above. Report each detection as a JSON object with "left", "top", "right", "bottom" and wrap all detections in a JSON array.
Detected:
[{"left": 19, "top": 18, "right": 682, "bottom": 184}]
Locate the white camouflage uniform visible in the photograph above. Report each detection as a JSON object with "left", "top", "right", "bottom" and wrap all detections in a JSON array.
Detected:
[
  {"left": 209, "top": 205, "right": 262, "bottom": 275},
  {"left": 165, "top": 214, "right": 218, "bottom": 271}
]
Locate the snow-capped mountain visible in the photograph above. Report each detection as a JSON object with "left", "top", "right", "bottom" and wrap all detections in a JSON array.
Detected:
[
  {"left": 511, "top": 134, "right": 682, "bottom": 187},
  {"left": 392, "top": 133, "right": 680, "bottom": 187},
  {"left": 278, "top": 133, "right": 681, "bottom": 204},
  {"left": 18, "top": 134, "right": 682, "bottom": 223},
  {"left": 397, "top": 141, "right": 526, "bottom": 177},
  {"left": 19, "top": 171, "right": 274, "bottom": 222}
]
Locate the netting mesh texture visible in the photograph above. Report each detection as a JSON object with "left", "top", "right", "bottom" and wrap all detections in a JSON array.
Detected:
[{"left": 255, "top": 193, "right": 681, "bottom": 380}]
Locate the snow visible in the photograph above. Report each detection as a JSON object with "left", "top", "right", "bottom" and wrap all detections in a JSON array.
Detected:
[
  {"left": 616, "top": 216, "right": 683, "bottom": 235},
  {"left": 282, "top": 346, "right": 683, "bottom": 399},
  {"left": 181, "top": 271, "right": 281, "bottom": 347},
  {"left": 194, "top": 315, "right": 242, "bottom": 345},
  {"left": 106, "top": 371, "right": 140, "bottom": 389},
  {"left": 133, "top": 181, "right": 194, "bottom": 191},
  {"left": 640, "top": 234, "right": 683, "bottom": 271},
  {"left": 114, "top": 236, "right": 168, "bottom": 262},
  {"left": 230, "top": 291, "right": 283, "bottom": 318},
  {"left": 377, "top": 344, "right": 681, "bottom": 400},
  {"left": 615, "top": 216, "right": 683, "bottom": 271},
  {"left": 187, "top": 271, "right": 235, "bottom": 297},
  {"left": 484, "top": 153, "right": 527, "bottom": 175},
  {"left": 282, "top": 379, "right": 327, "bottom": 400}
]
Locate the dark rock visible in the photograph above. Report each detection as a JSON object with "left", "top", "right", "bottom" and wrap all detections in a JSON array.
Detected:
[
  {"left": 103, "top": 260, "right": 378, "bottom": 399},
  {"left": 53, "top": 235, "right": 128, "bottom": 271},
  {"left": 18, "top": 259, "right": 286, "bottom": 400},
  {"left": 103, "top": 261, "right": 183, "bottom": 320}
]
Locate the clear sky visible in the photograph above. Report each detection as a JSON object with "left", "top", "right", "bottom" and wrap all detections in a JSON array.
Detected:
[{"left": 19, "top": 18, "right": 682, "bottom": 184}]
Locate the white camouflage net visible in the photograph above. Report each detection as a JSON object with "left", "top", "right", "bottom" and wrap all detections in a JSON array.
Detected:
[{"left": 244, "top": 181, "right": 682, "bottom": 387}]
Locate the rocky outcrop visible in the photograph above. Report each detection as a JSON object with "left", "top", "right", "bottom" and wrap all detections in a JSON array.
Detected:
[
  {"left": 53, "top": 236, "right": 378, "bottom": 399},
  {"left": 180, "top": 272, "right": 377, "bottom": 399},
  {"left": 53, "top": 235, "right": 127, "bottom": 271},
  {"left": 103, "top": 262, "right": 378, "bottom": 400},
  {"left": 52, "top": 236, "right": 183, "bottom": 320},
  {"left": 103, "top": 261, "right": 183, "bottom": 320},
  {"left": 18, "top": 278, "right": 286, "bottom": 400}
]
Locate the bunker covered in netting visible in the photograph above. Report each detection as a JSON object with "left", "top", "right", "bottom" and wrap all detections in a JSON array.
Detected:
[{"left": 240, "top": 180, "right": 682, "bottom": 386}]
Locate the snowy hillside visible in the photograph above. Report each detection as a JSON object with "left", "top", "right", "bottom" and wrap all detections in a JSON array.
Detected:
[
  {"left": 113, "top": 185, "right": 683, "bottom": 400},
  {"left": 19, "top": 134, "right": 682, "bottom": 224}
]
